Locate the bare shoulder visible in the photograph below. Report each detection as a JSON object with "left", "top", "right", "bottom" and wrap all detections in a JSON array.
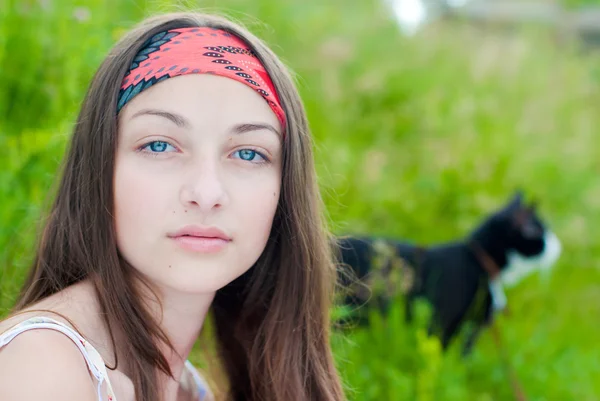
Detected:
[
  {"left": 0, "top": 328, "right": 98, "bottom": 400},
  {"left": 0, "top": 314, "right": 34, "bottom": 333}
]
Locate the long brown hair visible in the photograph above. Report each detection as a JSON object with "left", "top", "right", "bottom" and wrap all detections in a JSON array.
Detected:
[{"left": 12, "top": 11, "right": 346, "bottom": 401}]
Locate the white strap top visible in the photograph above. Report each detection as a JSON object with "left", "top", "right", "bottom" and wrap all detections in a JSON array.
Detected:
[{"left": 0, "top": 316, "right": 210, "bottom": 401}]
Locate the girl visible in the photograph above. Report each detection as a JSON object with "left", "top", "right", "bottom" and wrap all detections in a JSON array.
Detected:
[{"left": 0, "top": 11, "right": 346, "bottom": 401}]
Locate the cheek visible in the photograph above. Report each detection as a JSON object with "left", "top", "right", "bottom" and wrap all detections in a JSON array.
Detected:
[
  {"left": 113, "top": 158, "right": 174, "bottom": 249},
  {"left": 232, "top": 171, "right": 281, "bottom": 251}
]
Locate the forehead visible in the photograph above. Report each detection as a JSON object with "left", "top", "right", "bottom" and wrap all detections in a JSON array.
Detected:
[{"left": 118, "top": 74, "right": 281, "bottom": 132}]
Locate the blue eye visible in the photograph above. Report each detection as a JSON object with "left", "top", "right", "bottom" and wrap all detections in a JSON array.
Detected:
[
  {"left": 140, "top": 141, "right": 177, "bottom": 153},
  {"left": 233, "top": 149, "right": 268, "bottom": 163}
]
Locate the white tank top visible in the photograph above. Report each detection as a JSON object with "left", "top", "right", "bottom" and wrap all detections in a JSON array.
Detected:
[{"left": 0, "top": 316, "right": 210, "bottom": 401}]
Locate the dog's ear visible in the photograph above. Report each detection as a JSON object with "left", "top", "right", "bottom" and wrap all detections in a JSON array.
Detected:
[
  {"left": 528, "top": 198, "right": 539, "bottom": 212},
  {"left": 508, "top": 189, "right": 524, "bottom": 208}
]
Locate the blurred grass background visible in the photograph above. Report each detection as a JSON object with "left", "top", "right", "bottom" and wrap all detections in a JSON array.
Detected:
[{"left": 2, "top": 0, "right": 600, "bottom": 399}]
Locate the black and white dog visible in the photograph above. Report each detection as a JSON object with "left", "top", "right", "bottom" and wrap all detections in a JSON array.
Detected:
[{"left": 335, "top": 191, "right": 561, "bottom": 355}]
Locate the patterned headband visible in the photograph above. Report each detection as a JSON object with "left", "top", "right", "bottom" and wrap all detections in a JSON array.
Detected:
[{"left": 117, "top": 27, "right": 286, "bottom": 132}]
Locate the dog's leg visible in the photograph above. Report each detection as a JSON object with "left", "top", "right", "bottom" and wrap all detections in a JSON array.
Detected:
[
  {"left": 462, "top": 288, "right": 494, "bottom": 356},
  {"left": 440, "top": 315, "right": 464, "bottom": 350},
  {"left": 436, "top": 274, "right": 488, "bottom": 350},
  {"left": 404, "top": 291, "right": 416, "bottom": 322},
  {"left": 461, "top": 324, "right": 483, "bottom": 357}
]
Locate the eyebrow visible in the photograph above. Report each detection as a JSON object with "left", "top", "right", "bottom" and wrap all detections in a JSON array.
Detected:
[
  {"left": 130, "top": 108, "right": 281, "bottom": 138},
  {"left": 131, "top": 109, "right": 190, "bottom": 128},
  {"left": 233, "top": 123, "right": 280, "bottom": 138}
]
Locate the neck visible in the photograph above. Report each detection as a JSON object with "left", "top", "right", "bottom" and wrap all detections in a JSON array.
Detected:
[
  {"left": 469, "top": 225, "right": 509, "bottom": 270},
  {"left": 468, "top": 240, "right": 502, "bottom": 280},
  {"left": 122, "top": 280, "right": 215, "bottom": 400},
  {"left": 144, "top": 284, "right": 215, "bottom": 390},
  {"left": 154, "top": 287, "right": 214, "bottom": 361}
]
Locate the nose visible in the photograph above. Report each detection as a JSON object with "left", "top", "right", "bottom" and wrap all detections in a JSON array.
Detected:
[{"left": 179, "top": 157, "right": 229, "bottom": 212}]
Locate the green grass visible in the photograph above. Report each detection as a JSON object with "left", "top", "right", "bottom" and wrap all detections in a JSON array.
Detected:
[{"left": 2, "top": 0, "right": 600, "bottom": 399}]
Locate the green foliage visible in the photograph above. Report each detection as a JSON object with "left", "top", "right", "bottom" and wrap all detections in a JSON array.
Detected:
[
  {"left": 564, "top": 0, "right": 600, "bottom": 9},
  {"left": 1, "top": 0, "right": 600, "bottom": 399}
]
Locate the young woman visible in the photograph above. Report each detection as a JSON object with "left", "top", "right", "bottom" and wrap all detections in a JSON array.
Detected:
[{"left": 0, "top": 11, "right": 346, "bottom": 401}]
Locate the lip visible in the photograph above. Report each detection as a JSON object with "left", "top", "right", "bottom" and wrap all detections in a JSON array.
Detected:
[
  {"left": 168, "top": 225, "right": 231, "bottom": 241},
  {"left": 168, "top": 225, "right": 231, "bottom": 253}
]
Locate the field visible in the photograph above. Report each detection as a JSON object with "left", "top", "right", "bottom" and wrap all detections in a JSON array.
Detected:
[{"left": 1, "top": 0, "right": 600, "bottom": 399}]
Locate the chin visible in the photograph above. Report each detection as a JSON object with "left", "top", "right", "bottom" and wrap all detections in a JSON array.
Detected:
[{"left": 157, "top": 263, "right": 250, "bottom": 295}]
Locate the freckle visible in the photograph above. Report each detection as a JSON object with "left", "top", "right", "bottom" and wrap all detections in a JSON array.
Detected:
[
  {"left": 169, "top": 265, "right": 172, "bottom": 269},
  {"left": 185, "top": 210, "right": 187, "bottom": 213}
]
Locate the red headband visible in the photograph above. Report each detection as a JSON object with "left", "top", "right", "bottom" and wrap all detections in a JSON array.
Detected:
[{"left": 118, "top": 27, "right": 286, "bottom": 132}]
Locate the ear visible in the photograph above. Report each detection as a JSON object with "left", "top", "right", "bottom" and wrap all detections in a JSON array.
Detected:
[
  {"left": 528, "top": 198, "right": 539, "bottom": 211},
  {"left": 508, "top": 189, "right": 524, "bottom": 207}
]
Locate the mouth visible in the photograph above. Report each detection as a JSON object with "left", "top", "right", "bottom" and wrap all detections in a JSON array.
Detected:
[
  {"left": 170, "top": 235, "right": 231, "bottom": 253},
  {"left": 168, "top": 225, "right": 231, "bottom": 239},
  {"left": 168, "top": 225, "right": 232, "bottom": 253},
  {"left": 502, "top": 230, "right": 561, "bottom": 287}
]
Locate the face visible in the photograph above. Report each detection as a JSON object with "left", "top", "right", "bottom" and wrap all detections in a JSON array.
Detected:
[
  {"left": 500, "top": 193, "right": 562, "bottom": 287},
  {"left": 509, "top": 205, "right": 546, "bottom": 257},
  {"left": 114, "top": 74, "right": 282, "bottom": 294}
]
